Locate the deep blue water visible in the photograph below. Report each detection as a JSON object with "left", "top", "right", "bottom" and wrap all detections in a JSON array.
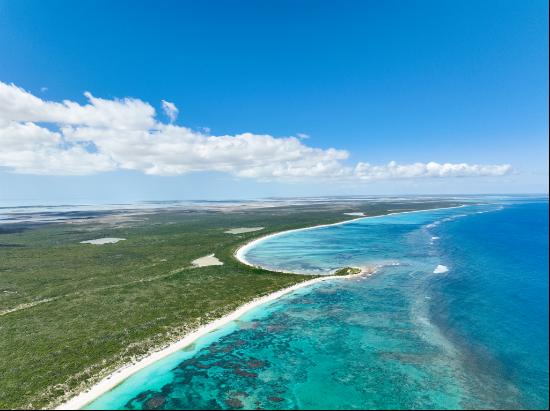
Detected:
[
  {"left": 86, "top": 199, "right": 549, "bottom": 410},
  {"left": 429, "top": 201, "right": 549, "bottom": 409}
]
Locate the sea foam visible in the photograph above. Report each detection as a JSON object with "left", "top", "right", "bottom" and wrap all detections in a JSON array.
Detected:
[{"left": 433, "top": 264, "right": 449, "bottom": 274}]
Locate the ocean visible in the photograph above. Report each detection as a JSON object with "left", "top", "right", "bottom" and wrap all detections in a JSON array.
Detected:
[{"left": 86, "top": 198, "right": 549, "bottom": 409}]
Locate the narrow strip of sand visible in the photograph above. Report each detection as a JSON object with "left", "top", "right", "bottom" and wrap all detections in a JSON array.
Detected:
[{"left": 57, "top": 204, "right": 463, "bottom": 410}]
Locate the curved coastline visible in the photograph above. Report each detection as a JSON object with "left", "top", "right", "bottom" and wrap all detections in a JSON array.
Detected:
[
  {"left": 56, "top": 204, "right": 464, "bottom": 410},
  {"left": 235, "top": 204, "right": 466, "bottom": 271}
]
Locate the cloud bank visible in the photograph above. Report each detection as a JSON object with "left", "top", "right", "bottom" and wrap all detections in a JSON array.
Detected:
[{"left": 0, "top": 81, "right": 512, "bottom": 181}]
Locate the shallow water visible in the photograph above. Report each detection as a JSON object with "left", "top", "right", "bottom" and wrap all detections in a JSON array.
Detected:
[{"left": 86, "top": 199, "right": 549, "bottom": 410}]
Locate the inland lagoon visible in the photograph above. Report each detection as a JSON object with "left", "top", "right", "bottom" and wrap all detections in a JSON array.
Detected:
[{"left": 85, "top": 199, "right": 549, "bottom": 410}]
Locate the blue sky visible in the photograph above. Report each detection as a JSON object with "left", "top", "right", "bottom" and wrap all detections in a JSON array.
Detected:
[{"left": 0, "top": 0, "right": 548, "bottom": 202}]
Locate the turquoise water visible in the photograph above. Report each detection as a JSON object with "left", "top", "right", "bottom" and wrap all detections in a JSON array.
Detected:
[{"left": 86, "top": 199, "right": 549, "bottom": 410}]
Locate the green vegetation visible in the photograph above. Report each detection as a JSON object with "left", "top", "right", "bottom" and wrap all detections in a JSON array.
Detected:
[
  {"left": 333, "top": 267, "right": 363, "bottom": 276},
  {"left": 0, "top": 200, "right": 459, "bottom": 409}
]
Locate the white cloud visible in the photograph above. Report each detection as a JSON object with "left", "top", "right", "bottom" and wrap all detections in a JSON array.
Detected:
[
  {"left": 0, "top": 82, "right": 155, "bottom": 129},
  {"left": 161, "top": 100, "right": 178, "bottom": 123},
  {"left": 354, "top": 161, "right": 512, "bottom": 181},
  {"left": 0, "top": 121, "right": 114, "bottom": 175},
  {"left": 0, "top": 81, "right": 513, "bottom": 181}
]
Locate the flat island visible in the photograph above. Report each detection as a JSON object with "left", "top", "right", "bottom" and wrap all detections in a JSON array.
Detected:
[{"left": 333, "top": 266, "right": 363, "bottom": 276}]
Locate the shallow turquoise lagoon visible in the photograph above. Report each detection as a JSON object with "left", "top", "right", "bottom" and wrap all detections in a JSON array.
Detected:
[{"left": 86, "top": 199, "right": 549, "bottom": 410}]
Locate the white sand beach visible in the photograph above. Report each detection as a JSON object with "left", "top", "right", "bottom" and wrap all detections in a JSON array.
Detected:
[
  {"left": 235, "top": 205, "right": 465, "bottom": 270},
  {"left": 56, "top": 267, "right": 369, "bottom": 410}
]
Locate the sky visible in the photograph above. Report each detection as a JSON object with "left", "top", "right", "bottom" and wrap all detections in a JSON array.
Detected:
[{"left": 0, "top": 0, "right": 548, "bottom": 203}]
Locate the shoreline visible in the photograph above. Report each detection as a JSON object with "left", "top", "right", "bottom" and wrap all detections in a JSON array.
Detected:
[
  {"left": 56, "top": 269, "right": 370, "bottom": 410},
  {"left": 235, "top": 204, "right": 466, "bottom": 270},
  {"left": 56, "top": 204, "right": 463, "bottom": 410}
]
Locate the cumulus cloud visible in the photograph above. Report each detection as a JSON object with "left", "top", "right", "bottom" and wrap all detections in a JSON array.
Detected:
[
  {"left": 0, "top": 81, "right": 512, "bottom": 181},
  {"left": 161, "top": 100, "right": 178, "bottom": 123},
  {"left": 0, "top": 81, "right": 155, "bottom": 129},
  {"left": 0, "top": 121, "right": 114, "bottom": 175}
]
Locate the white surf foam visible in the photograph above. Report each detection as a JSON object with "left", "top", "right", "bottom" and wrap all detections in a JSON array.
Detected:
[{"left": 433, "top": 264, "right": 449, "bottom": 274}]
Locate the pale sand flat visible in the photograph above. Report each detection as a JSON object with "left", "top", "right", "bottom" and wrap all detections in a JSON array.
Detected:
[
  {"left": 224, "top": 227, "right": 264, "bottom": 234},
  {"left": 80, "top": 238, "right": 126, "bottom": 245},
  {"left": 191, "top": 254, "right": 224, "bottom": 267},
  {"left": 343, "top": 212, "right": 366, "bottom": 216}
]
